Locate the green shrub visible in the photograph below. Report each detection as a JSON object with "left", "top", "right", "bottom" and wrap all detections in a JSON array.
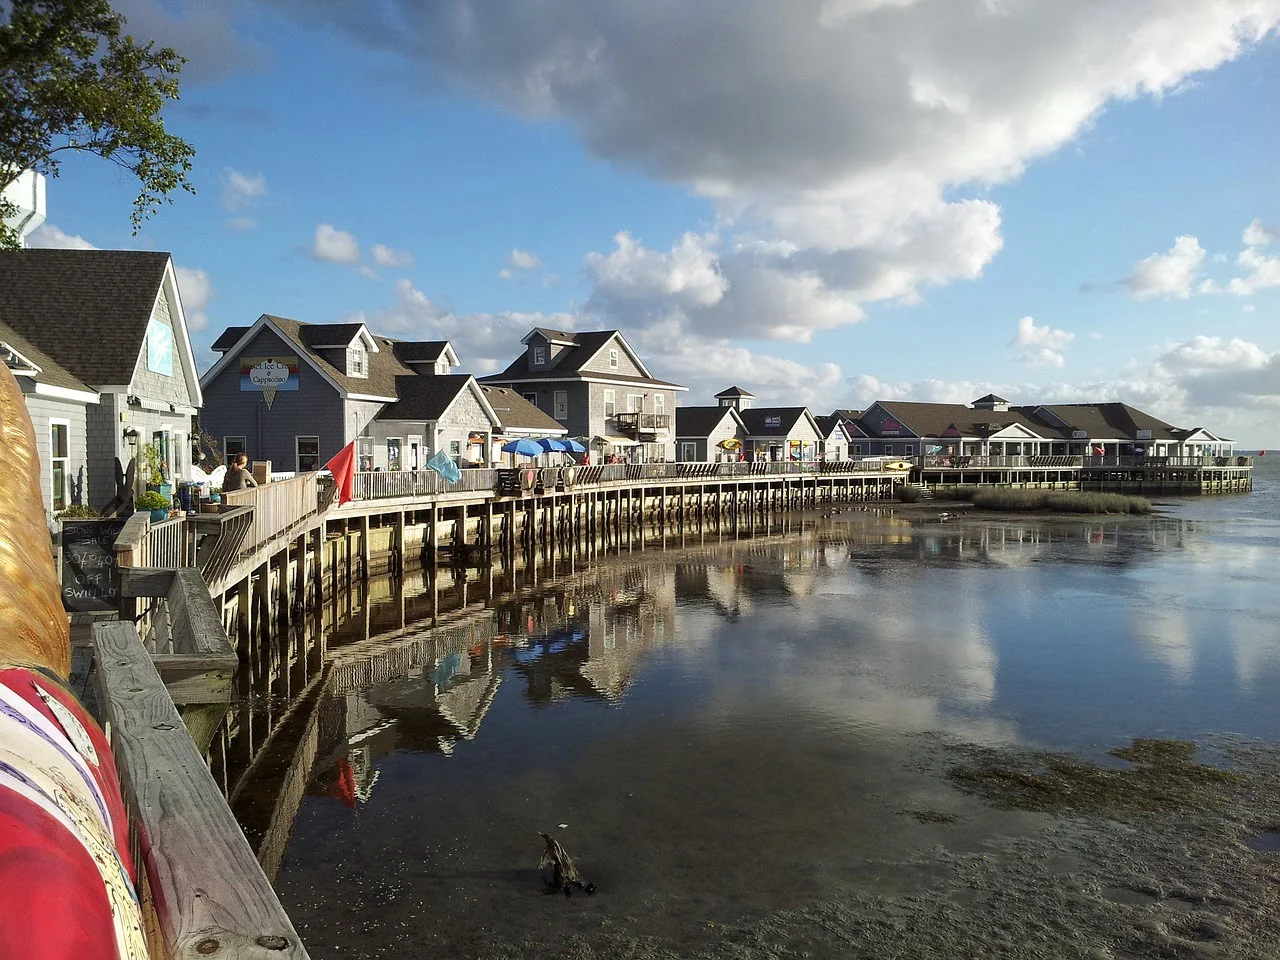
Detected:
[
  {"left": 896, "top": 485, "right": 922, "bottom": 503},
  {"left": 971, "top": 489, "right": 1151, "bottom": 514},
  {"left": 54, "top": 504, "right": 100, "bottom": 520},
  {"left": 934, "top": 485, "right": 980, "bottom": 502},
  {"left": 135, "top": 490, "right": 171, "bottom": 511}
]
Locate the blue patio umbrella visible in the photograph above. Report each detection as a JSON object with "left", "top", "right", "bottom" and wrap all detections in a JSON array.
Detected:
[
  {"left": 502, "top": 437, "right": 544, "bottom": 457},
  {"left": 562, "top": 438, "right": 587, "bottom": 454},
  {"left": 536, "top": 437, "right": 570, "bottom": 453}
]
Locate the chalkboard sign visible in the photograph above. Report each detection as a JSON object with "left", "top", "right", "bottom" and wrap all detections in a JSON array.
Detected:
[{"left": 61, "top": 519, "right": 127, "bottom": 612}]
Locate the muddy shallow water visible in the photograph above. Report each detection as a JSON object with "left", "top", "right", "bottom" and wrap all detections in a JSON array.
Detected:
[{"left": 256, "top": 462, "right": 1280, "bottom": 958}]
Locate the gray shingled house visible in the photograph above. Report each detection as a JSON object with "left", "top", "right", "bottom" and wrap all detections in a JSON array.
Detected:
[
  {"left": 0, "top": 249, "right": 204, "bottom": 514},
  {"left": 674, "top": 406, "right": 746, "bottom": 462},
  {"left": 812, "top": 415, "right": 851, "bottom": 461},
  {"left": 481, "top": 327, "right": 686, "bottom": 462},
  {"left": 737, "top": 407, "right": 824, "bottom": 461},
  {"left": 202, "top": 316, "right": 469, "bottom": 472}
]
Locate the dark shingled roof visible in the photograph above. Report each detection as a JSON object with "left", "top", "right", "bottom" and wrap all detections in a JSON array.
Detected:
[
  {"left": 393, "top": 341, "right": 451, "bottom": 364},
  {"left": 1020, "top": 403, "right": 1182, "bottom": 441},
  {"left": 261, "top": 316, "right": 414, "bottom": 398},
  {"left": 813, "top": 415, "right": 847, "bottom": 438},
  {"left": 973, "top": 393, "right": 1010, "bottom": 404},
  {"left": 0, "top": 319, "right": 94, "bottom": 394},
  {"left": 300, "top": 322, "right": 366, "bottom": 348},
  {"left": 483, "top": 328, "right": 684, "bottom": 388},
  {"left": 0, "top": 249, "right": 170, "bottom": 386},
  {"left": 529, "top": 326, "right": 578, "bottom": 343},
  {"left": 738, "top": 407, "right": 812, "bottom": 436},
  {"left": 212, "top": 326, "right": 251, "bottom": 352},
  {"left": 715, "top": 385, "right": 755, "bottom": 398},
  {"left": 376, "top": 374, "right": 474, "bottom": 421},
  {"left": 831, "top": 408, "right": 862, "bottom": 421},
  {"left": 676, "top": 406, "right": 739, "bottom": 438},
  {"left": 870, "top": 401, "right": 1060, "bottom": 439},
  {"left": 480, "top": 385, "right": 567, "bottom": 433}
]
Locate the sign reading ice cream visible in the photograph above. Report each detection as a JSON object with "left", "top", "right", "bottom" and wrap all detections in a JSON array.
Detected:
[{"left": 240, "top": 356, "right": 299, "bottom": 409}]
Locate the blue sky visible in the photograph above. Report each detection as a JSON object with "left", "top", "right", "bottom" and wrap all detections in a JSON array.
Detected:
[{"left": 27, "top": 1, "right": 1280, "bottom": 444}]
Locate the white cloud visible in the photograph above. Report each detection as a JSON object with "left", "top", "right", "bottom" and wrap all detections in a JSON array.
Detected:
[
  {"left": 847, "top": 334, "right": 1280, "bottom": 444},
  {"left": 1226, "top": 240, "right": 1280, "bottom": 295},
  {"left": 1010, "top": 315, "right": 1074, "bottom": 367},
  {"left": 25, "top": 223, "right": 96, "bottom": 249},
  {"left": 507, "top": 248, "right": 542, "bottom": 270},
  {"left": 1126, "top": 235, "right": 1206, "bottom": 300},
  {"left": 1242, "top": 218, "right": 1274, "bottom": 248},
  {"left": 175, "top": 266, "right": 214, "bottom": 332},
  {"left": 269, "top": 1, "right": 1279, "bottom": 342},
  {"left": 226, "top": 217, "right": 257, "bottom": 231},
  {"left": 312, "top": 223, "right": 361, "bottom": 264},
  {"left": 371, "top": 243, "right": 414, "bottom": 269},
  {"left": 221, "top": 168, "right": 267, "bottom": 211}
]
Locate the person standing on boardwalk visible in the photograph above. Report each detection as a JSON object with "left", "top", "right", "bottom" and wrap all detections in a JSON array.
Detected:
[{"left": 223, "top": 453, "right": 257, "bottom": 491}]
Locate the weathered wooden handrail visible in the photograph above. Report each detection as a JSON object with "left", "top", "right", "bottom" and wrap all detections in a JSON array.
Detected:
[
  {"left": 94, "top": 620, "right": 309, "bottom": 959},
  {"left": 1082, "top": 455, "right": 1251, "bottom": 468},
  {"left": 120, "top": 566, "right": 240, "bottom": 709},
  {"left": 223, "top": 472, "right": 322, "bottom": 555},
  {"left": 921, "top": 455, "right": 1085, "bottom": 469}
]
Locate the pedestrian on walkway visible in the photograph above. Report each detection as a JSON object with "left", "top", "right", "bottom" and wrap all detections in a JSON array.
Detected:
[{"left": 223, "top": 453, "right": 257, "bottom": 491}]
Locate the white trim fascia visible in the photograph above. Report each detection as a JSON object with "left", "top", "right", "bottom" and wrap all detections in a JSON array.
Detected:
[
  {"left": 0, "top": 341, "right": 42, "bottom": 376},
  {"left": 500, "top": 425, "right": 569, "bottom": 436},
  {"left": 466, "top": 378, "right": 504, "bottom": 430},
  {"left": 144, "top": 258, "right": 205, "bottom": 408},
  {"left": 985, "top": 423, "right": 1046, "bottom": 441},
  {"left": 32, "top": 382, "right": 99, "bottom": 404},
  {"left": 346, "top": 392, "right": 397, "bottom": 403},
  {"left": 490, "top": 374, "right": 689, "bottom": 391}
]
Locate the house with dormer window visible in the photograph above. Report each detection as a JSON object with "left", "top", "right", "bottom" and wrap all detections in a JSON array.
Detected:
[
  {"left": 481, "top": 327, "right": 687, "bottom": 462},
  {"left": 202, "top": 316, "right": 470, "bottom": 472},
  {"left": 0, "top": 249, "right": 204, "bottom": 517}
]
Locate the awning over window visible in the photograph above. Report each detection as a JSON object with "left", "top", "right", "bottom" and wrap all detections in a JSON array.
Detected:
[{"left": 594, "top": 435, "right": 641, "bottom": 446}]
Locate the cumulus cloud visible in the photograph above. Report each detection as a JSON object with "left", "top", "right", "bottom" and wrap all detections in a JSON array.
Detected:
[
  {"left": 1126, "top": 235, "right": 1206, "bottom": 300},
  {"left": 1010, "top": 316, "right": 1074, "bottom": 368},
  {"left": 221, "top": 168, "right": 267, "bottom": 212},
  {"left": 1226, "top": 235, "right": 1280, "bottom": 296},
  {"left": 264, "top": 1, "right": 1279, "bottom": 341},
  {"left": 24, "top": 224, "right": 96, "bottom": 249},
  {"left": 111, "top": 0, "right": 265, "bottom": 82},
  {"left": 1242, "top": 218, "right": 1275, "bottom": 248},
  {"left": 508, "top": 248, "right": 542, "bottom": 270},
  {"left": 371, "top": 243, "right": 414, "bottom": 269},
  {"left": 175, "top": 266, "right": 214, "bottom": 332},
  {"left": 311, "top": 223, "right": 361, "bottom": 264}
]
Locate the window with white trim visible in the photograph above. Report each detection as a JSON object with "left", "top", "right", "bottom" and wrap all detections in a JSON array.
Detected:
[
  {"left": 50, "top": 420, "right": 69, "bottom": 512},
  {"left": 655, "top": 394, "right": 665, "bottom": 415},
  {"left": 356, "top": 436, "right": 374, "bottom": 472},
  {"left": 386, "top": 438, "right": 402, "bottom": 471},
  {"left": 348, "top": 346, "right": 367, "bottom": 377},
  {"left": 628, "top": 394, "right": 643, "bottom": 413},
  {"left": 553, "top": 390, "right": 569, "bottom": 421},
  {"left": 532, "top": 344, "right": 546, "bottom": 365},
  {"left": 296, "top": 436, "right": 320, "bottom": 472},
  {"left": 224, "top": 436, "right": 247, "bottom": 459},
  {"left": 884, "top": 444, "right": 894, "bottom": 454},
  {"left": 609, "top": 348, "right": 619, "bottom": 369},
  {"left": 681, "top": 441, "right": 696, "bottom": 461},
  {"left": 603, "top": 389, "right": 615, "bottom": 418},
  {"left": 904, "top": 445, "right": 913, "bottom": 455},
  {"left": 853, "top": 444, "right": 862, "bottom": 455}
]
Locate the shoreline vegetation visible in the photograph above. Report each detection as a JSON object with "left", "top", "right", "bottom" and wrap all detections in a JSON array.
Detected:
[{"left": 923, "top": 485, "right": 1154, "bottom": 514}]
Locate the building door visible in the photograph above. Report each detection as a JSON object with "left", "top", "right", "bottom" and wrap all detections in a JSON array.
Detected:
[
  {"left": 681, "top": 441, "right": 696, "bottom": 461},
  {"left": 408, "top": 436, "right": 421, "bottom": 470},
  {"left": 553, "top": 390, "right": 569, "bottom": 421}
]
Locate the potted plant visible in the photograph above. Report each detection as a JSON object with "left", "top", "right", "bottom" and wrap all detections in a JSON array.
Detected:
[
  {"left": 136, "top": 490, "right": 171, "bottom": 523},
  {"left": 140, "top": 442, "right": 172, "bottom": 496}
]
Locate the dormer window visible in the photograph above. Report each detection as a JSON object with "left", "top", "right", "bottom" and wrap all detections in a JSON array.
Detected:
[
  {"left": 349, "top": 346, "right": 367, "bottom": 378},
  {"left": 609, "top": 348, "right": 619, "bottom": 369},
  {"left": 435, "top": 360, "right": 448, "bottom": 375},
  {"left": 532, "top": 344, "right": 546, "bottom": 366}
]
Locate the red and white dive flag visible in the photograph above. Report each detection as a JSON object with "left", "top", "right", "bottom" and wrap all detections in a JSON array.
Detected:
[{"left": 324, "top": 441, "right": 357, "bottom": 507}]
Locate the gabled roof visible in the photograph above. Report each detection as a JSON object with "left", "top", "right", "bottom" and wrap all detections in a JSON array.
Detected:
[
  {"left": 393, "top": 341, "right": 457, "bottom": 366},
  {"left": 480, "top": 385, "right": 568, "bottom": 434},
  {"left": 813, "top": 415, "right": 849, "bottom": 440},
  {"left": 376, "top": 374, "right": 476, "bottom": 422},
  {"left": 973, "top": 393, "right": 1010, "bottom": 404},
  {"left": 0, "top": 319, "right": 95, "bottom": 395},
  {"left": 300, "top": 322, "right": 376, "bottom": 351},
  {"left": 1017, "top": 402, "right": 1182, "bottom": 441},
  {"left": 675, "top": 405, "right": 745, "bottom": 438},
  {"left": 522, "top": 326, "right": 578, "bottom": 346},
  {"left": 868, "top": 401, "right": 1057, "bottom": 439},
  {"left": 484, "top": 328, "right": 686, "bottom": 389},
  {"left": 831, "top": 408, "right": 862, "bottom": 421},
  {"left": 738, "top": 407, "right": 816, "bottom": 436},
  {"left": 0, "top": 249, "right": 172, "bottom": 386},
  {"left": 715, "top": 385, "right": 755, "bottom": 398}
]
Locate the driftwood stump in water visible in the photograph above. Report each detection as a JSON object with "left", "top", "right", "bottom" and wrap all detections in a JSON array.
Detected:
[{"left": 539, "top": 832, "right": 597, "bottom": 897}]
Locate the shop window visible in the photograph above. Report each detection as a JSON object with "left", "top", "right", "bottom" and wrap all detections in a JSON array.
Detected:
[
  {"left": 50, "top": 421, "right": 69, "bottom": 511},
  {"left": 450, "top": 440, "right": 461, "bottom": 456},
  {"left": 224, "top": 436, "right": 247, "bottom": 459},
  {"left": 884, "top": 444, "right": 894, "bottom": 454},
  {"left": 357, "top": 436, "right": 374, "bottom": 472},
  {"left": 386, "top": 438, "right": 402, "bottom": 471},
  {"left": 296, "top": 436, "right": 320, "bottom": 472}
]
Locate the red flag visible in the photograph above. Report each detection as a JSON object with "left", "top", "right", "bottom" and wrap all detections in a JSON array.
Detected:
[{"left": 323, "top": 440, "right": 356, "bottom": 506}]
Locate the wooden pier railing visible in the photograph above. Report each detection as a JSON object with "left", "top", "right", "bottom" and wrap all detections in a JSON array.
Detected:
[
  {"left": 223, "top": 472, "right": 323, "bottom": 555},
  {"left": 1082, "top": 455, "right": 1253, "bottom": 468},
  {"left": 94, "top": 618, "right": 309, "bottom": 959}
]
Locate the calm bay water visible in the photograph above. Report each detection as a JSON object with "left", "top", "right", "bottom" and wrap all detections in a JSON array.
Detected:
[{"left": 264, "top": 460, "right": 1280, "bottom": 958}]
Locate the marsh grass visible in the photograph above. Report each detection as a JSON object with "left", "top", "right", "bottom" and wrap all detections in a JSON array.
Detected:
[
  {"left": 949, "top": 738, "right": 1242, "bottom": 815},
  {"left": 970, "top": 489, "right": 1152, "bottom": 514}
]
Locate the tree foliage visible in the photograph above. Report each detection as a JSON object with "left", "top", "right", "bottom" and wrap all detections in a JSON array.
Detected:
[{"left": 0, "top": 0, "right": 195, "bottom": 248}]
